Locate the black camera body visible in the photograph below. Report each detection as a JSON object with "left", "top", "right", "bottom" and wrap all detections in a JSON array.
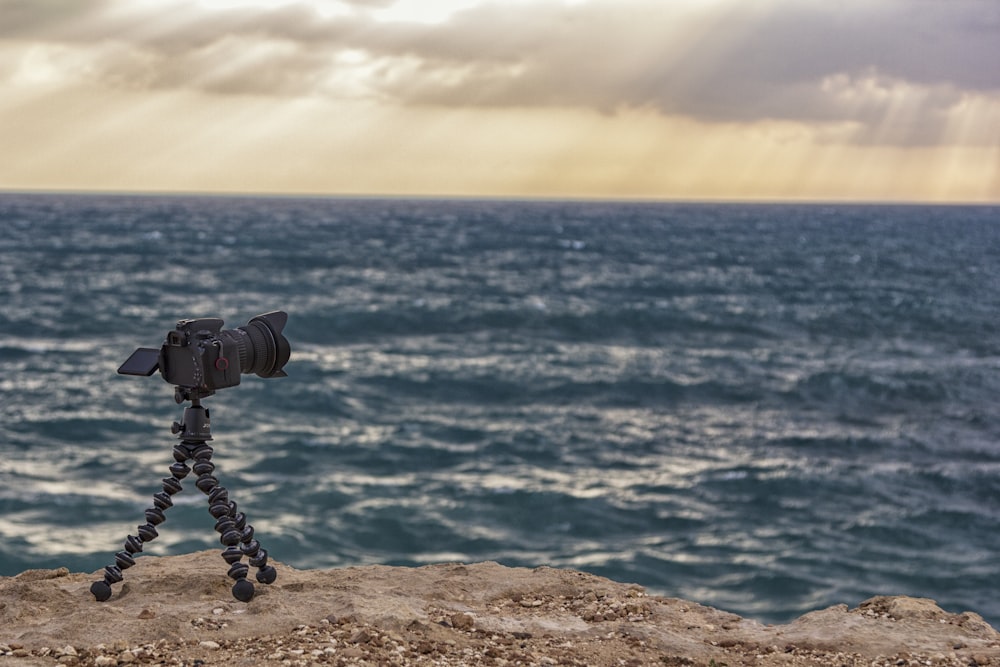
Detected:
[
  {"left": 120, "top": 311, "right": 290, "bottom": 399},
  {"left": 162, "top": 317, "right": 246, "bottom": 391}
]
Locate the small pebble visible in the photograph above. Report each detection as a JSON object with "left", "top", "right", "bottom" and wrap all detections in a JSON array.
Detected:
[
  {"left": 199, "top": 640, "right": 221, "bottom": 650},
  {"left": 451, "top": 612, "right": 474, "bottom": 630},
  {"left": 349, "top": 628, "right": 371, "bottom": 644}
]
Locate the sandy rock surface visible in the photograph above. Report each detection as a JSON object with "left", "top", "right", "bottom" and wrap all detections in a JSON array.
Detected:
[{"left": 1, "top": 551, "right": 998, "bottom": 666}]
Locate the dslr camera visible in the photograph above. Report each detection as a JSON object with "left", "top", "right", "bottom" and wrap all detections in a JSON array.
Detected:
[{"left": 119, "top": 311, "right": 290, "bottom": 400}]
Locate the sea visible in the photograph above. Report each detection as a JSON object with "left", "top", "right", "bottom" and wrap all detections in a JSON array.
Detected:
[{"left": 1, "top": 193, "right": 998, "bottom": 626}]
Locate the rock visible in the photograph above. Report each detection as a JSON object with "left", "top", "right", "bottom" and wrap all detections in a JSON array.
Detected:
[
  {"left": 341, "top": 646, "right": 364, "bottom": 658},
  {"left": 451, "top": 612, "right": 474, "bottom": 630},
  {"left": 14, "top": 567, "right": 70, "bottom": 582},
  {"left": 1, "top": 552, "right": 998, "bottom": 667},
  {"left": 349, "top": 628, "right": 371, "bottom": 644}
]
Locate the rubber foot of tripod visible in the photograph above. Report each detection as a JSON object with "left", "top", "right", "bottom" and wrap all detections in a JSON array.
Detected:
[
  {"left": 232, "top": 578, "right": 255, "bottom": 602},
  {"left": 91, "top": 581, "right": 112, "bottom": 602},
  {"left": 256, "top": 565, "right": 277, "bottom": 585}
]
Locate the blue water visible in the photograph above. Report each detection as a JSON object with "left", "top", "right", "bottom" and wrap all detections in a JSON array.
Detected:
[{"left": 1, "top": 193, "right": 998, "bottom": 625}]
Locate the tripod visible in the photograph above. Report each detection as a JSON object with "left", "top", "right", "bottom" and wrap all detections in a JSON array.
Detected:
[{"left": 90, "top": 393, "right": 277, "bottom": 602}]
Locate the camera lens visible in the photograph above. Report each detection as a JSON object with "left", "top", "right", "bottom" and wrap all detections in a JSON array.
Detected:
[{"left": 231, "top": 311, "right": 291, "bottom": 378}]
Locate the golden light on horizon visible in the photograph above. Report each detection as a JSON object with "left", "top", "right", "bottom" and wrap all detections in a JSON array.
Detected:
[{"left": 0, "top": 0, "right": 997, "bottom": 202}]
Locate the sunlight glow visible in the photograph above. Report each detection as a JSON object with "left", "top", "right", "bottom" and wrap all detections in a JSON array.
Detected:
[
  {"left": 197, "top": 0, "right": 315, "bottom": 8},
  {"left": 194, "top": 0, "right": 481, "bottom": 22},
  {"left": 1, "top": 0, "right": 996, "bottom": 202},
  {"left": 372, "top": 0, "right": 482, "bottom": 23},
  {"left": 194, "top": 0, "right": 352, "bottom": 18}
]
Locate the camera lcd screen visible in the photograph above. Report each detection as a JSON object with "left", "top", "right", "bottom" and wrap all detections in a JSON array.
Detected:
[{"left": 118, "top": 348, "right": 161, "bottom": 376}]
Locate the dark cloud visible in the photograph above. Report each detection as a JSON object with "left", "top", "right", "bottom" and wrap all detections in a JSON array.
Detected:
[
  {"left": 0, "top": 0, "right": 105, "bottom": 35},
  {"left": 364, "top": 0, "right": 999, "bottom": 143},
  {"left": 2, "top": 0, "right": 997, "bottom": 144}
]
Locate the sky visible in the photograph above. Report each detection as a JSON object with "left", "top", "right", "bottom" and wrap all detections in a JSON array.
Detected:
[{"left": 1, "top": 0, "right": 998, "bottom": 202}]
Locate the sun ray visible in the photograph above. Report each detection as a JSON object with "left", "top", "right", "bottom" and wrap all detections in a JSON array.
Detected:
[{"left": 1, "top": 0, "right": 996, "bottom": 201}]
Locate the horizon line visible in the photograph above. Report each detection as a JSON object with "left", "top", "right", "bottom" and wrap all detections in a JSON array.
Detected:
[{"left": 1, "top": 187, "right": 997, "bottom": 207}]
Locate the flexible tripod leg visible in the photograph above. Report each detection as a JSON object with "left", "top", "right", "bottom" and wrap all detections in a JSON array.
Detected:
[
  {"left": 90, "top": 444, "right": 192, "bottom": 602},
  {"left": 91, "top": 398, "right": 278, "bottom": 603},
  {"left": 189, "top": 443, "right": 278, "bottom": 602}
]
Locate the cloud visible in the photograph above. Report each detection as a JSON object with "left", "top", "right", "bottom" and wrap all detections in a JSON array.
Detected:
[
  {"left": 363, "top": 0, "right": 1000, "bottom": 144},
  {"left": 0, "top": 0, "right": 103, "bottom": 36},
  {"left": 1, "top": 0, "right": 998, "bottom": 145}
]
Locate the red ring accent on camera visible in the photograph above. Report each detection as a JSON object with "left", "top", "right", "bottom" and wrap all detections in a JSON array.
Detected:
[{"left": 215, "top": 358, "right": 229, "bottom": 370}]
